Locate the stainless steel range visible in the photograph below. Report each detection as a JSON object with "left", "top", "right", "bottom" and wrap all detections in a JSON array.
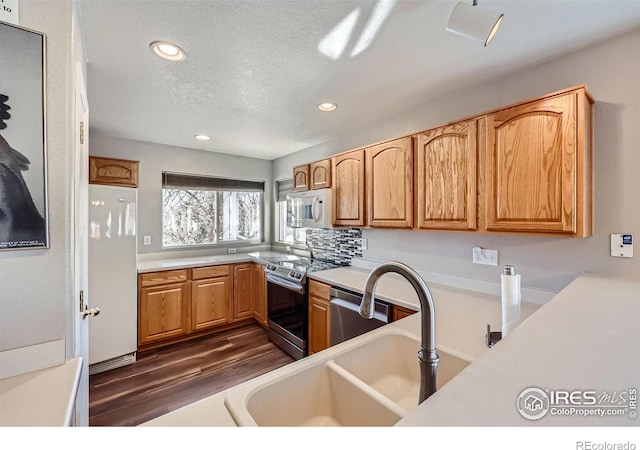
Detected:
[{"left": 264, "top": 257, "right": 342, "bottom": 360}]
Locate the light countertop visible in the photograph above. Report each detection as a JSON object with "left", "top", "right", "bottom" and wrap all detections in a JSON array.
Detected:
[
  {"left": 397, "top": 274, "right": 640, "bottom": 426},
  {"left": 308, "top": 265, "right": 541, "bottom": 362},
  {"left": 136, "top": 251, "right": 295, "bottom": 273},
  {"left": 0, "top": 357, "right": 82, "bottom": 426},
  {"left": 141, "top": 269, "right": 640, "bottom": 427}
]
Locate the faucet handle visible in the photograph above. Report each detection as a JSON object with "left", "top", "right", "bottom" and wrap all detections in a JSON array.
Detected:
[{"left": 486, "top": 324, "right": 502, "bottom": 348}]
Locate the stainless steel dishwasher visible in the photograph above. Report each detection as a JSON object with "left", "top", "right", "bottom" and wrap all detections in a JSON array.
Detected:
[{"left": 329, "top": 286, "right": 391, "bottom": 346}]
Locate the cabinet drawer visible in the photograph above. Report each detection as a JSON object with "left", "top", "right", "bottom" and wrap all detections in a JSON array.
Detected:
[
  {"left": 139, "top": 269, "right": 188, "bottom": 288},
  {"left": 192, "top": 265, "right": 231, "bottom": 280},
  {"left": 309, "top": 280, "right": 331, "bottom": 300}
]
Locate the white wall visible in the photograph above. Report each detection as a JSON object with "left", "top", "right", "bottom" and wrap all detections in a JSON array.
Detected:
[
  {"left": 88, "top": 134, "right": 273, "bottom": 255},
  {"left": 0, "top": 1, "right": 79, "bottom": 354},
  {"left": 273, "top": 27, "right": 640, "bottom": 292}
]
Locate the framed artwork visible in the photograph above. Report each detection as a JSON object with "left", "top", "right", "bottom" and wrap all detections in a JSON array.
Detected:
[{"left": 0, "top": 20, "right": 48, "bottom": 250}]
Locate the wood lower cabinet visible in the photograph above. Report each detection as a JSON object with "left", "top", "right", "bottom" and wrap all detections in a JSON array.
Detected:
[
  {"left": 138, "top": 281, "right": 190, "bottom": 346},
  {"left": 308, "top": 280, "right": 331, "bottom": 355},
  {"left": 251, "top": 263, "right": 267, "bottom": 326},
  {"left": 366, "top": 136, "right": 414, "bottom": 228},
  {"left": 310, "top": 159, "right": 332, "bottom": 189},
  {"left": 139, "top": 263, "right": 268, "bottom": 350},
  {"left": 333, "top": 149, "right": 366, "bottom": 227},
  {"left": 233, "top": 264, "right": 253, "bottom": 320},
  {"left": 415, "top": 120, "right": 477, "bottom": 230},
  {"left": 392, "top": 305, "right": 418, "bottom": 322},
  {"left": 482, "top": 87, "right": 593, "bottom": 236},
  {"left": 191, "top": 267, "right": 231, "bottom": 331},
  {"left": 89, "top": 155, "right": 139, "bottom": 188}
]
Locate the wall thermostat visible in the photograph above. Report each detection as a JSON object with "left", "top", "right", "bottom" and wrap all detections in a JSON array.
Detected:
[{"left": 610, "top": 234, "right": 633, "bottom": 258}]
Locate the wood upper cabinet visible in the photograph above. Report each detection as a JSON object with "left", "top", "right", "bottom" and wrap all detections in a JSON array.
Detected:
[
  {"left": 293, "top": 164, "right": 310, "bottom": 191},
  {"left": 138, "top": 278, "right": 190, "bottom": 346},
  {"left": 366, "top": 136, "right": 414, "bottom": 228},
  {"left": 251, "top": 263, "right": 267, "bottom": 327},
  {"left": 310, "top": 159, "right": 332, "bottom": 189},
  {"left": 482, "top": 87, "right": 593, "bottom": 236},
  {"left": 191, "top": 266, "right": 231, "bottom": 331},
  {"left": 308, "top": 280, "right": 331, "bottom": 355},
  {"left": 415, "top": 120, "right": 477, "bottom": 230},
  {"left": 89, "top": 156, "right": 139, "bottom": 188},
  {"left": 233, "top": 264, "right": 253, "bottom": 320},
  {"left": 333, "top": 149, "right": 366, "bottom": 227}
]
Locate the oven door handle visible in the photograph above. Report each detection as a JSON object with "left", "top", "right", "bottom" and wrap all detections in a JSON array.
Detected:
[{"left": 266, "top": 273, "right": 306, "bottom": 294}]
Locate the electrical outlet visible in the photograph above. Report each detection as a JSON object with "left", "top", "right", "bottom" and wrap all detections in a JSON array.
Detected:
[
  {"left": 361, "top": 238, "right": 368, "bottom": 250},
  {"left": 143, "top": 236, "right": 151, "bottom": 245},
  {"left": 227, "top": 248, "right": 237, "bottom": 254},
  {"left": 472, "top": 246, "right": 498, "bottom": 266}
]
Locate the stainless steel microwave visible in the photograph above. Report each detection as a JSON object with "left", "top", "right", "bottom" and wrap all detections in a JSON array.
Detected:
[{"left": 286, "top": 188, "right": 333, "bottom": 229}]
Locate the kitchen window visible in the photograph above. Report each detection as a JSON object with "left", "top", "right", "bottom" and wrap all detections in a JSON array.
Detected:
[
  {"left": 162, "top": 172, "right": 264, "bottom": 248},
  {"left": 275, "top": 178, "right": 307, "bottom": 246}
]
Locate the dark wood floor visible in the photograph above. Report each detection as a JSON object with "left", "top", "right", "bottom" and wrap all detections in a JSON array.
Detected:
[{"left": 89, "top": 323, "right": 294, "bottom": 426}]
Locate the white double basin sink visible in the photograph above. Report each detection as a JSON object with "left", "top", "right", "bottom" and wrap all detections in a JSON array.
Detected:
[{"left": 224, "top": 327, "right": 471, "bottom": 426}]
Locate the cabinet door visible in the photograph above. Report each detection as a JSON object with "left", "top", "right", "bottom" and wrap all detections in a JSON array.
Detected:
[
  {"left": 392, "top": 305, "right": 418, "bottom": 322},
  {"left": 308, "top": 295, "right": 330, "bottom": 355},
  {"left": 415, "top": 121, "right": 477, "bottom": 230},
  {"left": 139, "top": 282, "right": 189, "bottom": 345},
  {"left": 89, "top": 156, "right": 139, "bottom": 188},
  {"left": 233, "top": 264, "right": 253, "bottom": 320},
  {"left": 484, "top": 93, "right": 578, "bottom": 234},
  {"left": 333, "top": 150, "right": 366, "bottom": 227},
  {"left": 366, "top": 136, "right": 414, "bottom": 228},
  {"left": 310, "top": 159, "right": 332, "bottom": 189},
  {"left": 192, "top": 277, "right": 231, "bottom": 331},
  {"left": 308, "top": 280, "right": 331, "bottom": 355},
  {"left": 293, "top": 164, "right": 310, "bottom": 191},
  {"left": 251, "top": 263, "right": 267, "bottom": 326}
]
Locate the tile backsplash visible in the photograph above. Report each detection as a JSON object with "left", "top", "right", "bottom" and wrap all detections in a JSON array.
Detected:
[{"left": 306, "top": 228, "right": 363, "bottom": 265}]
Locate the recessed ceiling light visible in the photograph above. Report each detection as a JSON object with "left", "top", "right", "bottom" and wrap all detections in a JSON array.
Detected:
[
  {"left": 150, "top": 41, "right": 186, "bottom": 61},
  {"left": 318, "top": 102, "right": 338, "bottom": 112},
  {"left": 195, "top": 134, "right": 210, "bottom": 141}
]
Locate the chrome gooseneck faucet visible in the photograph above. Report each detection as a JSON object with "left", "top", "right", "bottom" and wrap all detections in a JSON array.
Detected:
[{"left": 360, "top": 261, "right": 439, "bottom": 404}]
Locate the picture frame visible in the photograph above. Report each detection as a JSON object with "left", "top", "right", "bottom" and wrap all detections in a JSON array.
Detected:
[{"left": 0, "top": 20, "right": 48, "bottom": 250}]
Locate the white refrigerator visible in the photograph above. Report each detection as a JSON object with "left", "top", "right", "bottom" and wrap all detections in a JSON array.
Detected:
[{"left": 88, "top": 184, "right": 138, "bottom": 374}]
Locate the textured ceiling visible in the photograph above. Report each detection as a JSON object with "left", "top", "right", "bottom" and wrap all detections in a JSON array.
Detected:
[{"left": 78, "top": 1, "right": 640, "bottom": 160}]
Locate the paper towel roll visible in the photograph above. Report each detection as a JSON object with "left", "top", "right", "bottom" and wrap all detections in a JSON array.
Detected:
[{"left": 501, "top": 273, "right": 521, "bottom": 337}]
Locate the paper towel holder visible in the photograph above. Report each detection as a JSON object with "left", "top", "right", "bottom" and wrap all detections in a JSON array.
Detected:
[{"left": 486, "top": 324, "right": 502, "bottom": 348}]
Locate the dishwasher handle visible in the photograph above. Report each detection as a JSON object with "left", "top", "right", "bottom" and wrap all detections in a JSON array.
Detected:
[
  {"left": 329, "top": 287, "right": 362, "bottom": 304},
  {"left": 330, "top": 298, "right": 389, "bottom": 323},
  {"left": 329, "top": 287, "right": 391, "bottom": 322}
]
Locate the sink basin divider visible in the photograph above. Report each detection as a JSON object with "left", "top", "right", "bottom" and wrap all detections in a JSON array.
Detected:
[{"left": 324, "top": 360, "right": 408, "bottom": 419}]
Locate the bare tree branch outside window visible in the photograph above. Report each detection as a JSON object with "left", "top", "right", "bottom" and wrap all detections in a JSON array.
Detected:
[{"left": 162, "top": 188, "right": 262, "bottom": 247}]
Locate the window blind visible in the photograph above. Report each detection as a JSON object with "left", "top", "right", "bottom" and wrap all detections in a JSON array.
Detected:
[
  {"left": 162, "top": 172, "right": 264, "bottom": 192},
  {"left": 276, "top": 178, "right": 293, "bottom": 202}
]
